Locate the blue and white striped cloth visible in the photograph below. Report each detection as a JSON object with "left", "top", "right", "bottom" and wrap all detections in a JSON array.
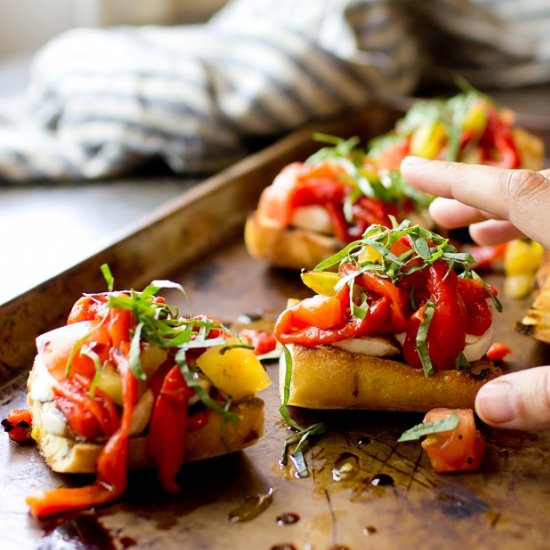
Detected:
[{"left": 0, "top": 0, "right": 549, "bottom": 182}]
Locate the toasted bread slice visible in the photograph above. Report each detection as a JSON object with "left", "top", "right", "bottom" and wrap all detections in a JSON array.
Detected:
[
  {"left": 280, "top": 344, "right": 502, "bottom": 412},
  {"left": 518, "top": 273, "right": 550, "bottom": 343},
  {"left": 244, "top": 212, "right": 340, "bottom": 271},
  {"left": 28, "top": 390, "right": 264, "bottom": 474}
]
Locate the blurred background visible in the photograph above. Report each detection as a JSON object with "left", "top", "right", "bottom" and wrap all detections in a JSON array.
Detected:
[
  {"left": 0, "top": 0, "right": 229, "bottom": 303},
  {"left": 0, "top": 0, "right": 226, "bottom": 94},
  {"left": 1, "top": 0, "right": 550, "bottom": 305}
]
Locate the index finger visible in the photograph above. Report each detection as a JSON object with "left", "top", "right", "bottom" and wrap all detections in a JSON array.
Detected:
[{"left": 401, "top": 157, "right": 550, "bottom": 246}]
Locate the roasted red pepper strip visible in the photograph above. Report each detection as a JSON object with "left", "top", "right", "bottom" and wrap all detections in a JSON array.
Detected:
[
  {"left": 275, "top": 296, "right": 390, "bottom": 346},
  {"left": 480, "top": 107, "right": 521, "bottom": 169},
  {"left": 147, "top": 365, "right": 194, "bottom": 494},
  {"left": 1, "top": 408, "right": 33, "bottom": 444},
  {"left": 340, "top": 263, "right": 409, "bottom": 332},
  {"left": 457, "top": 277, "right": 493, "bottom": 336},
  {"left": 52, "top": 377, "right": 119, "bottom": 439},
  {"left": 403, "top": 261, "right": 467, "bottom": 370},
  {"left": 26, "top": 346, "right": 137, "bottom": 518}
]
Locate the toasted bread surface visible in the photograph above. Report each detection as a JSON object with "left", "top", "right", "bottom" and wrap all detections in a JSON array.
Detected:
[
  {"left": 244, "top": 212, "right": 340, "bottom": 270},
  {"left": 28, "top": 393, "right": 264, "bottom": 474},
  {"left": 280, "top": 344, "right": 502, "bottom": 412}
]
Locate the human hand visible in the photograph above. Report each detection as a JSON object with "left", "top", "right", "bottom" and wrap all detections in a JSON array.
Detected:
[
  {"left": 401, "top": 156, "right": 550, "bottom": 430},
  {"left": 474, "top": 367, "right": 550, "bottom": 430},
  {"left": 400, "top": 156, "right": 550, "bottom": 249}
]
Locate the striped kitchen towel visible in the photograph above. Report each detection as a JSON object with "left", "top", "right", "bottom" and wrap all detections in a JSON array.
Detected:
[{"left": 0, "top": 0, "right": 549, "bottom": 182}]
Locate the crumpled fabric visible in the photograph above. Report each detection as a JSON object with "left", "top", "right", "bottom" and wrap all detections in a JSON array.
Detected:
[{"left": 0, "top": 0, "right": 548, "bottom": 182}]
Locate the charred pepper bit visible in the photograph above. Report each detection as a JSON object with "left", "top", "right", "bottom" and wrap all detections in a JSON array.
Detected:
[{"left": 2, "top": 408, "right": 34, "bottom": 444}]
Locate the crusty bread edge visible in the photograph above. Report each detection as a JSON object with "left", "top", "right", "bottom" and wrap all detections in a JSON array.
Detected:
[
  {"left": 244, "top": 212, "right": 340, "bottom": 271},
  {"left": 28, "top": 391, "right": 264, "bottom": 474},
  {"left": 279, "top": 344, "right": 502, "bottom": 412}
]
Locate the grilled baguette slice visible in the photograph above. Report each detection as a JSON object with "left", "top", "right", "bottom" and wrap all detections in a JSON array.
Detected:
[
  {"left": 280, "top": 344, "right": 503, "bottom": 412},
  {"left": 28, "top": 368, "right": 264, "bottom": 474}
]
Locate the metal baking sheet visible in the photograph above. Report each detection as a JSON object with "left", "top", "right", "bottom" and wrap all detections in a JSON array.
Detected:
[{"left": 1, "top": 104, "right": 550, "bottom": 549}]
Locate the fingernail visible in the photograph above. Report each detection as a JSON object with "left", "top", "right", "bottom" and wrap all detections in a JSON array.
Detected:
[
  {"left": 401, "top": 156, "right": 430, "bottom": 167},
  {"left": 476, "top": 381, "right": 515, "bottom": 423}
]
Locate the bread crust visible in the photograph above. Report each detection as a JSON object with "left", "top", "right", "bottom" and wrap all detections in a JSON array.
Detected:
[
  {"left": 244, "top": 212, "right": 340, "bottom": 270},
  {"left": 29, "top": 392, "right": 264, "bottom": 474},
  {"left": 280, "top": 344, "right": 502, "bottom": 412},
  {"left": 519, "top": 272, "right": 550, "bottom": 343}
]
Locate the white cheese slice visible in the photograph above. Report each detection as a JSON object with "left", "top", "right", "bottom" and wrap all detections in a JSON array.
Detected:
[
  {"left": 332, "top": 335, "right": 400, "bottom": 357},
  {"left": 290, "top": 205, "right": 332, "bottom": 234},
  {"left": 463, "top": 326, "right": 494, "bottom": 362},
  {"left": 28, "top": 355, "right": 56, "bottom": 403},
  {"left": 40, "top": 401, "right": 69, "bottom": 437}
]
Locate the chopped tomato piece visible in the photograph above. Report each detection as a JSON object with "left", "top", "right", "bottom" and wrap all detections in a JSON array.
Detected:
[
  {"left": 1, "top": 408, "right": 33, "bottom": 444},
  {"left": 486, "top": 342, "right": 512, "bottom": 361},
  {"left": 421, "top": 408, "right": 485, "bottom": 473},
  {"left": 239, "top": 328, "right": 278, "bottom": 355}
]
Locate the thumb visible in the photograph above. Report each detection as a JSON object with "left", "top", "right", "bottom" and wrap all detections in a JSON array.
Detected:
[{"left": 475, "top": 367, "right": 550, "bottom": 430}]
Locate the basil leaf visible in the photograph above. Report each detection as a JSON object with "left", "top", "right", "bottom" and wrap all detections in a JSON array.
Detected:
[
  {"left": 414, "top": 237, "right": 432, "bottom": 260},
  {"left": 101, "top": 264, "right": 115, "bottom": 292},
  {"left": 455, "top": 351, "right": 470, "bottom": 371},
  {"left": 177, "top": 354, "right": 240, "bottom": 424},
  {"left": 279, "top": 345, "right": 302, "bottom": 431},
  {"left": 129, "top": 322, "right": 147, "bottom": 381},
  {"left": 416, "top": 300, "right": 436, "bottom": 377},
  {"left": 80, "top": 345, "right": 103, "bottom": 397},
  {"left": 398, "top": 411, "right": 460, "bottom": 442}
]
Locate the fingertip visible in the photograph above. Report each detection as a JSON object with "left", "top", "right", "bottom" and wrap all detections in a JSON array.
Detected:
[
  {"left": 401, "top": 156, "right": 430, "bottom": 170},
  {"left": 475, "top": 380, "right": 515, "bottom": 426},
  {"left": 475, "top": 367, "right": 550, "bottom": 431}
]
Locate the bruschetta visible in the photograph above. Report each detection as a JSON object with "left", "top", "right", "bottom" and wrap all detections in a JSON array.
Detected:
[
  {"left": 245, "top": 90, "right": 544, "bottom": 271},
  {"left": 274, "top": 220, "right": 505, "bottom": 412},
  {"left": 20, "top": 270, "right": 270, "bottom": 518}
]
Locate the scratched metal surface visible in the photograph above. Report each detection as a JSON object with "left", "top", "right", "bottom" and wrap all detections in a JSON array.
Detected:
[
  {"left": 2, "top": 241, "right": 550, "bottom": 550},
  {"left": 1, "top": 103, "right": 550, "bottom": 549}
]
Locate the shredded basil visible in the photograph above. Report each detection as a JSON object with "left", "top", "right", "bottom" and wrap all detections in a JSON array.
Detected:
[
  {"left": 314, "top": 221, "right": 477, "bottom": 285},
  {"left": 100, "top": 263, "right": 115, "bottom": 292},
  {"left": 279, "top": 345, "right": 326, "bottom": 476},
  {"left": 398, "top": 411, "right": 460, "bottom": 442},
  {"left": 177, "top": 353, "right": 240, "bottom": 424},
  {"left": 416, "top": 300, "right": 436, "bottom": 377},
  {"left": 80, "top": 345, "right": 103, "bottom": 397},
  {"left": 129, "top": 322, "right": 147, "bottom": 381},
  {"left": 455, "top": 351, "right": 470, "bottom": 371}
]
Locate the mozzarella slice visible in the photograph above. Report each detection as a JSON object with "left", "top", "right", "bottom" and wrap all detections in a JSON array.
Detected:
[
  {"left": 463, "top": 326, "right": 494, "bottom": 362},
  {"left": 40, "top": 401, "right": 69, "bottom": 437},
  {"left": 290, "top": 205, "right": 333, "bottom": 234},
  {"left": 29, "top": 355, "right": 56, "bottom": 403},
  {"left": 332, "top": 335, "right": 400, "bottom": 357}
]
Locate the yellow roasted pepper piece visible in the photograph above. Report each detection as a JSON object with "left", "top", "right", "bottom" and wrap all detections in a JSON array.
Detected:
[
  {"left": 503, "top": 239, "right": 545, "bottom": 298},
  {"left": 358, "top": 244, "right": 382, "bottom": 264},
  {"left": 462, "top": 98, "right": 488, "bottom": 136},
  {"left": 300, "top": 271, "right": 341, "bottom": 296},
  {"left": 196, "top": 338, "right": 271, "bottom": 400},
  {"left": 410, "top": 121, "right": 447, "bottom": 159},
  {"left": 96, "top": 364, "right": 123, "bottom": 404}
]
